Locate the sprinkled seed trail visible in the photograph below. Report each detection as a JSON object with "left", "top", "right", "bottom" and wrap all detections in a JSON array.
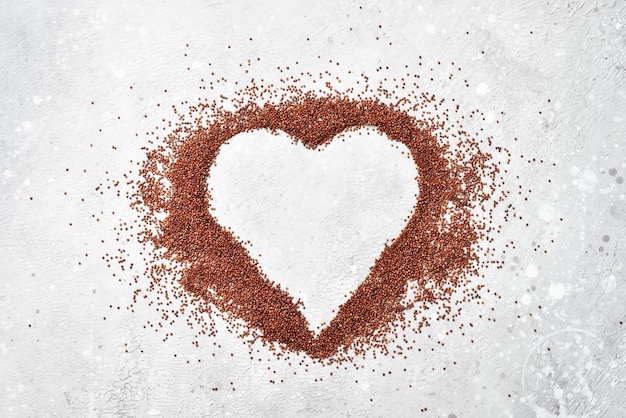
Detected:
[
  {"left": 83, "top": 44, "right": 547, "bottom": 367},
  {"left": 107, "top": 65, "right": 510, "bottom": 363}
]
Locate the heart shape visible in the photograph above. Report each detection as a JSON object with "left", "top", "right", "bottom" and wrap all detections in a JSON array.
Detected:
[
  {"left": 157, "top": 96, "right": 470, "bottom": 359},
  {"left": 207, "top": 127, "right": 419, "bottom": 334}
]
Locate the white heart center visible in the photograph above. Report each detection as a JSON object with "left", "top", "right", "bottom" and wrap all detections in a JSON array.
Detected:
[{"left": 208, "top": 127, "right": 419, "bottom": 334}]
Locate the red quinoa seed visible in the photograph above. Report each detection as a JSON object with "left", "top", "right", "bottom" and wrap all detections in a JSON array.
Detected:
[{"left": 101, "top": 58, "right": 521, "bottom": 365}]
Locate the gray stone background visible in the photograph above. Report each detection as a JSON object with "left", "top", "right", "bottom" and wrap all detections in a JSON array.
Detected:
[{"left": 1, "top": 0, "right": 625, "bottom": 416}]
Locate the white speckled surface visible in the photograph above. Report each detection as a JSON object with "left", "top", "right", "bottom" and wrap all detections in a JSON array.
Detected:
[{"left": 1, "top": 1, "right": 625, "bottom": 416}]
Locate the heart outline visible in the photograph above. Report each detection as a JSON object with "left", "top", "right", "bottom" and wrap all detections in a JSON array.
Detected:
[{"left": 155, "top": 95, "right": 478, "bottom": 359}]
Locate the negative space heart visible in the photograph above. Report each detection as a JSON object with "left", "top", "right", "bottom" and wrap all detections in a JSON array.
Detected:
[{"left": 207, "top": 126, "right": 419, "bottom": 334}]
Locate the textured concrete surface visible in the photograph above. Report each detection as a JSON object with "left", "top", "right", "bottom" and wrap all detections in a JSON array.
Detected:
[{"left": 1, "top": 0, "right": 625, "bottom": 417}]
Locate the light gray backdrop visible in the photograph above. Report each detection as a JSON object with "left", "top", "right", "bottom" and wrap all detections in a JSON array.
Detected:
[{"left": 1, "top": 0, "right": 625, "bottom": 416}]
